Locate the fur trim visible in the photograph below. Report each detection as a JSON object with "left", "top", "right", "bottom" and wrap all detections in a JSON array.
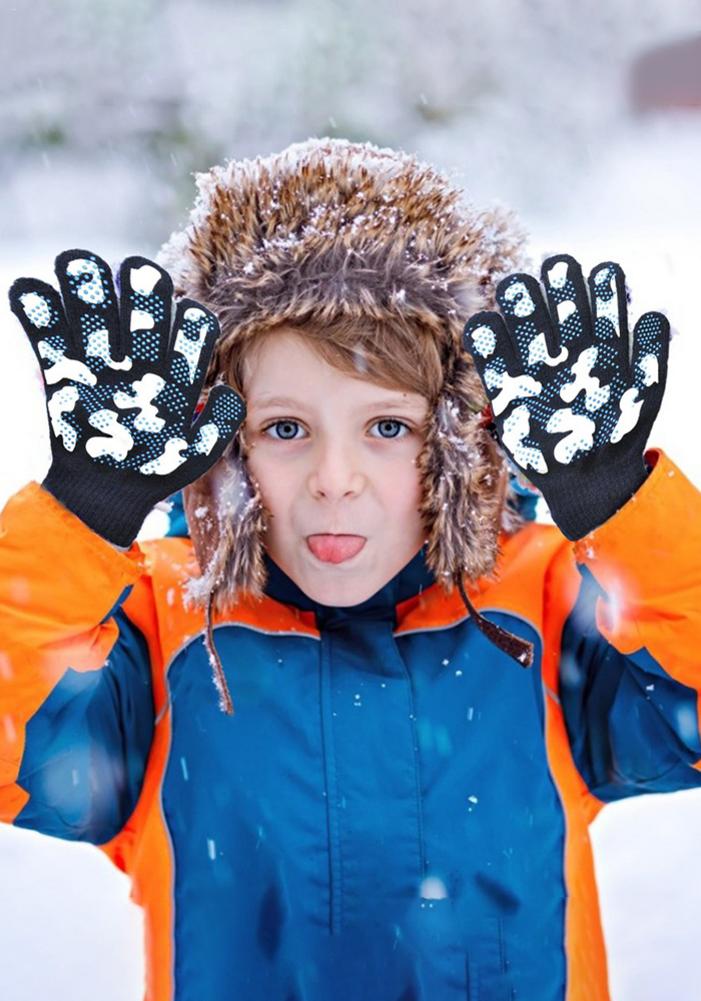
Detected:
[
  {"left": 418, "top": 358, "right": 510, "bottom": 589},
  {"left": 159, "top": 138, "right": 529, "bottom": 608},
  {"left": 182, "top": 436, "right": 269, "bottom": 613}
]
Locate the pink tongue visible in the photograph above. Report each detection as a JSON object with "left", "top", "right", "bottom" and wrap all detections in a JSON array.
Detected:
[{"left": 307, "top": 535, "right": 366, "bottom": 564}]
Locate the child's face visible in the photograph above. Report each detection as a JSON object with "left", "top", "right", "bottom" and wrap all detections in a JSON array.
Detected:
[{"left": 243, "top": 330, "right": 429, "bottom": 606}]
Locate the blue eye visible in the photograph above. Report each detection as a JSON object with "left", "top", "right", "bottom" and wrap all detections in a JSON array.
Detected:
[
  {"left": 371, "top": 419, "right": 410, "bottom": 439},
  {"left": 264, "top": 419, "right": 305, "bottom": 440},
  {"left": 261, "top": 418, "right": 411, "bottom": 441}
]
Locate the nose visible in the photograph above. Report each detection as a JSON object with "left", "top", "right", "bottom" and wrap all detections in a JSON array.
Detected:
[{"left": 307, "top": 438, "right": 366, "bottom": 501}]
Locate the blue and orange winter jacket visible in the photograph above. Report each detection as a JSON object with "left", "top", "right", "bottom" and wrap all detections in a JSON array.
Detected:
[{"left": 1, "top": 445, "right": 700, "bottom": 1001}]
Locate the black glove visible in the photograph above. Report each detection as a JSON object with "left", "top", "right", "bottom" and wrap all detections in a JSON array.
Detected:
[
  {"left": 463, "top": 254, "right": 670, "bottom": 540},
  {"left": 9, "top": 249, "right": 245, "bottom": 547}
]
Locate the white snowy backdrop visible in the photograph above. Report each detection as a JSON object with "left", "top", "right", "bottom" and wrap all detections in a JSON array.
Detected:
[{"left": 1, "top": 2, "right": 700, "bottom": 999}]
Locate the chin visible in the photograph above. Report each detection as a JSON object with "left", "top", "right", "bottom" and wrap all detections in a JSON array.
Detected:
[{"left": 301, "top": 569, "right": 378, "bottom": 608}]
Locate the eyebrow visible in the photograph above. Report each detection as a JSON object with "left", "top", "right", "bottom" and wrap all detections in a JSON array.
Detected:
[{"left": 250, "top": 394, "right": 425, "bottom": 412}]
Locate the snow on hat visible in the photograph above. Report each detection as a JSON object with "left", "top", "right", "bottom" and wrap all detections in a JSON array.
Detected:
[{"left": 157, "top": 137, "right": 534, "bottom": 709}]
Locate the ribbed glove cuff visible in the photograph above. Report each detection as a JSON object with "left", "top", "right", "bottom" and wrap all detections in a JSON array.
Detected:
[
  {"left": 543, "top": 455, "right": 650, "bottom": 541},
  {"left": 42, "top": 461, "right": 159, "bottom": 548}
]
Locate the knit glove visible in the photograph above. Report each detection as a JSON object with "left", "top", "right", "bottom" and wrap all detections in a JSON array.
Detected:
[
  {"left": 9, "top": 249, "right": 245, "bottom": 547},
  {"left": 463, "top": 254, "right": 670, "bottom": 540}
]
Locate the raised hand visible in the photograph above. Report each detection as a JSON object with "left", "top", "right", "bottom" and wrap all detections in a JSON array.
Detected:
[
  {"left": 463, "top": 254, "right": 670, "bottom": 540},
  {"left": 9, "top": 249, "right": 245, "bottom": 547}
]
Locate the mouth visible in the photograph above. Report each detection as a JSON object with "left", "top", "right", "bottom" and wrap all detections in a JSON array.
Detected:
[{"left": 306, "top": 534, "right": 367, "bottom": 565}]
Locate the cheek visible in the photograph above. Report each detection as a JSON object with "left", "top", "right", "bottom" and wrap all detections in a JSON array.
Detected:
[{"left": 377, "top": 449, "right": 423, "bottom": 510}]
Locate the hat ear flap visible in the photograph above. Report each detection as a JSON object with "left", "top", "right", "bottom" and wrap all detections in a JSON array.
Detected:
[
  {"left": 417, "top": 360, "right": 508, "bottom": 591},
  {"left": 183, "top": 438, "right": 269, "bottom": 613}
]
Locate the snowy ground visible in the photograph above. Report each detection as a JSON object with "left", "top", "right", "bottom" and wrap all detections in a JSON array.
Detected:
[{"left": 0, "top": 124, "right": 700, "bottom": 998}]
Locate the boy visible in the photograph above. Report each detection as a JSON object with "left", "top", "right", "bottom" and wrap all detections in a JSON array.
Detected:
[{"left": 1, "top": 137, "right": 700, "bottom": 1001}]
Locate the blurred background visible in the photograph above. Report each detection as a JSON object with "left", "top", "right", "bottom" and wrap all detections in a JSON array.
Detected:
[{"left": 0, "top": 2, "right": 700, "bottom": 999}]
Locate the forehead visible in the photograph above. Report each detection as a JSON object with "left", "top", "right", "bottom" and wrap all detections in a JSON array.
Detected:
[
  {"left": 244, "top": 330, "right": 427, "bottom": 411},
  {"left": 243, "top": 328, "right": 331, "bottom": 376}
]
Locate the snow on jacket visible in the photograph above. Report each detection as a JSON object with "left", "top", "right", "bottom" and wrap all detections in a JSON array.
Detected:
[{"left": 1, "top": 445, "right": 700, "bottom": 1001}]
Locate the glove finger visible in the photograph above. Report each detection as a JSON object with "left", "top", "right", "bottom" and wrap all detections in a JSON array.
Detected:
[
  {"left": 607, "top": 310, "right": 670, "bottom": 447},
  {"left": 117, "top": 256, "right": 173, "bottom": 369},
  {"left": 463, "top": 310, "right": 542, "bottom": 419},
  {"left": 8, "top": 277, "right": 94, "bottom": 388},
  {"left": 181, "top": 385, "right": 246, "bottom": 481},
  {"left": 166, "top": 299, "right": 220, "bottom": 406},
  {"left": 588, "top": 261, "right": 631, "bottom": 376},
  {"left": 539, "top": 254, "right": 594, "bottom": 358},
  {"left": 495, "top": 269, "right": 576, "bottom": 391},
  {"left": 54, "top": 249, "right": 125, "bottom": 370}
]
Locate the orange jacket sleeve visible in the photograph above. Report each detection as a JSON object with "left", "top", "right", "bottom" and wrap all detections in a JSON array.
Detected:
[
  {"left": 554, "top": 447, "right": 701, "bottom": 798},
  {"left": 0, "top": 481, "right": 155, "bottom": 840}
]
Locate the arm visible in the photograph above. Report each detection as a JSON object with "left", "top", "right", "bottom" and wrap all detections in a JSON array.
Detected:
[
  {"left": 557, "top": 446, "right": 701, "bottom": 800},
  {"left": 0, "top": 481, "right": 154, "bottom": 842}
]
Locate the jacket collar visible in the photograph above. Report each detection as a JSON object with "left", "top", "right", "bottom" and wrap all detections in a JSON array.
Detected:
[{"left": 262, "top": 546, "right": 437, "bottom": 628}]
